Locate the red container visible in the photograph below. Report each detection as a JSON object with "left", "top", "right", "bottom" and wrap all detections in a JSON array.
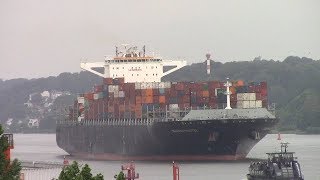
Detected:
[
  {"left": 178, "top": 95, "right": 190, "bottom": 104},
  {"left": 230, "top": 94, "right": 237, "bottom": 101},
  {"left": 209, "top": 81, "right": 221, "bottom": 89},
  {"left": 135, "top": 89, "right": 142, "bottom": 96},
  {"left": 103, "top": 78, "right": 113, "bottom": 85},
  {"left": 231, "top": 101, "right": 237, "bottom": 108},
  {"left": 254, "top": 85, "right": 261, "bottom": 93},
  {"left": 153, "top": 96, "right": 159, "bottom": 103},
  {"left": 169, "top": 89, "right": 177, "bottom": 97},
  {"left": 175, "top": 82, "right": 185, "bottom": 90},
  {"left": 153, "top": 89, "right": 160, "bottom": 96},
  {"left": 219, "top": 82, "right": 225, "bottom": 88},
  {"left": 84, "top": 93, "right": 94, "bottom": 101},
  {"left": 94, "top": 85, "right": 103, "bottom": 92},
  {"left": 261, "top": 88, "right": 268, "bottom": 96},
  {"left": 136, "top": 96, "right": 142, "bottom": 104},
  {"left": 208, "top": 102, "right": 217, "bottom": 109},
  {"left": 260, "top": 82, "right": 267, "bottom": 88},
  {"left": 179, "top": 103, "right": 190, "bottom": 109}
]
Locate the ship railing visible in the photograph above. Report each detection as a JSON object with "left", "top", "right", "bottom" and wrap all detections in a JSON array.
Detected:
[
  {"left": 58, "top": 116, "right": 178, "bottom": 126},
  {"left": 58, "top": 118, "right": 157, "bottom": 126}
]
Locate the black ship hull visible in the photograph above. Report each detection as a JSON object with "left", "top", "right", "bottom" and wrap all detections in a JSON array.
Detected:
[{"left": 56, "top": 118, "right": 277, "bottom": 161}]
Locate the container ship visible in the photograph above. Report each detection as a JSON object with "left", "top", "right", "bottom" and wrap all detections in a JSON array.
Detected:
[{"left": 56, "top": 45, "right": 278, "bottom": 161}]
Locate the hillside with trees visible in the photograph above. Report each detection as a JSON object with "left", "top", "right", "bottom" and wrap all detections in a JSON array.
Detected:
[{"left": 1, "top": 56, "right": 320, "bottom": 133}]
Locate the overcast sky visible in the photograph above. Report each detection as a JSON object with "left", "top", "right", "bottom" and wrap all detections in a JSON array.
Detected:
[{"left": 0, "top": 0, "right": 319, "bottom": 79}]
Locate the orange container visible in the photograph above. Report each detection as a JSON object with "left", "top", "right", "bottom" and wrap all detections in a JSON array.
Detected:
[
  {"left": 159, "top": 96, "right": 166, "bottom": 104},
  {"left": 142, "top": 96, "right": 153, "bottom": 103},
  {"left": 145, "top": 89, "right": 153, "bottom": 97},
  {"left": 202, "top": 91, "right": 209, "bottom": 97},
  {"left": 230, "top": 87, "right": 236, "bottom": 94},
  {"left": 236, "top": 80, "right": 244, "bottom": 86}
]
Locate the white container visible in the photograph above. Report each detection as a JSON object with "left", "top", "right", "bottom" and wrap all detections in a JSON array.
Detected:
[
  {"left": 93, "top": 93, "right": 99, "bottom": 100},
  {"left": 164, "top": 82, "right": 171, "bottom": 88},
  {"left": 108, "top": 85, "right": 114, "bottom": 92},
  {"left": 248, "top": 93, "right": 256, "bottom": 101},
  {"left": 113, "top": 85, "right": 119, "bottom": 92},
  {"left": 249, "top": 101, "right": 256, "bottom": 108},
  {"left": 237, "top": 93, "right": 256, "bottom": 101},
  {"left": 237, "top": 100, "right": 251, "bottom": 109},
  {"left": 119, "top": 91, "right": 125, "bottom": 98},
  {"left": 108, "top": 85, "right": 118, "bottom": 92},
  {"left": 169, "top": 104, "right": 179, "bottom": 110},
  {"left": 256, "top": 100, "right": 262, "bottom": 108},
  {"left": 77, "top": 97, "right": 85, "bottom": 104},
  {"left": 135, "top": 82, "right": 141, "bottom": 89},
  {"left": 236, "top": 101, "right": 243, "bottom": 108}
]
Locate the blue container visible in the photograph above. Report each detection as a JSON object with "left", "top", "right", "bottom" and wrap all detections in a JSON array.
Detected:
[{"left": 159, "top": 88, "right": 165, "bottom": 94}]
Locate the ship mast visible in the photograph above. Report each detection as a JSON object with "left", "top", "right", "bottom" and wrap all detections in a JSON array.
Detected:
[{"left": 225, "top": 78, "right": 232, "bottom": 109}]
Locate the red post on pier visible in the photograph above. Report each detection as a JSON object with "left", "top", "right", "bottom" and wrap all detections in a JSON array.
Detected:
[
  {"left": 173, "top": 161, "right": 180, "bottom": 180},
  {"left": 277, "top": 132, "right": 281, "bottom": 141},
  {"left": 63, "top": 156, "right": 69, "bottom": 166},
  {"left": 3, "top": 134, "right": 14, "bottom": 161},
  {"left": 121, "top": 161, "right": 139, "bottom": 180}
]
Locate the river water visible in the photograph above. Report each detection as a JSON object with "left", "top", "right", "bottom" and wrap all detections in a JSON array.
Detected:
[{"left": 12, "top": 134, "right": 320, "bottom": 180}]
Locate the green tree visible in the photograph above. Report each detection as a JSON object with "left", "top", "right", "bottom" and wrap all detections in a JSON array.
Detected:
[
  {"left": 57, "top": 161, "right": 104, "bottom": 180},
  {"left": 0, "top": 125, "right": 21, "bottom": 180},
  {"left": 114, "top": 171, "right": 125, "bottom": 180}
]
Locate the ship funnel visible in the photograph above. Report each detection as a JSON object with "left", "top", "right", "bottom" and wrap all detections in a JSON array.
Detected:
[{"left": 224, "top": 78, "right": 232, "bottom": 109}]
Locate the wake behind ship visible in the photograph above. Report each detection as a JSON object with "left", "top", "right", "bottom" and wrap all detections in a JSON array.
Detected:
[{"left": 56, "top": 45, "right": 278, "bottom": 161}]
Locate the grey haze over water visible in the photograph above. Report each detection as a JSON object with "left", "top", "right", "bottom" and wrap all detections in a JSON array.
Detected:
[{"left": 1, "top": 0, "right": 320, "bottom": 79}]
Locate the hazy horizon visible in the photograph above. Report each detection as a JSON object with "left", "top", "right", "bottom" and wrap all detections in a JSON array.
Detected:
[{"left": 1, "top": 0, "right": 319, "bottom": 80}]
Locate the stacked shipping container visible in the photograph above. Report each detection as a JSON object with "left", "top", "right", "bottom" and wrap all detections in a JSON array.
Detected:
[{"left": 74, "top": 78, "right": 268, "bottom": 120}]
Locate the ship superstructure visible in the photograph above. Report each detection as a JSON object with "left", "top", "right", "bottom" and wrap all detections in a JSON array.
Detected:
[
  {"left": 56, "top": 45, "right": 278, "bottom": 161},
  {"left": 80, "top": 45, "right": 187, "bottom": 82}
]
